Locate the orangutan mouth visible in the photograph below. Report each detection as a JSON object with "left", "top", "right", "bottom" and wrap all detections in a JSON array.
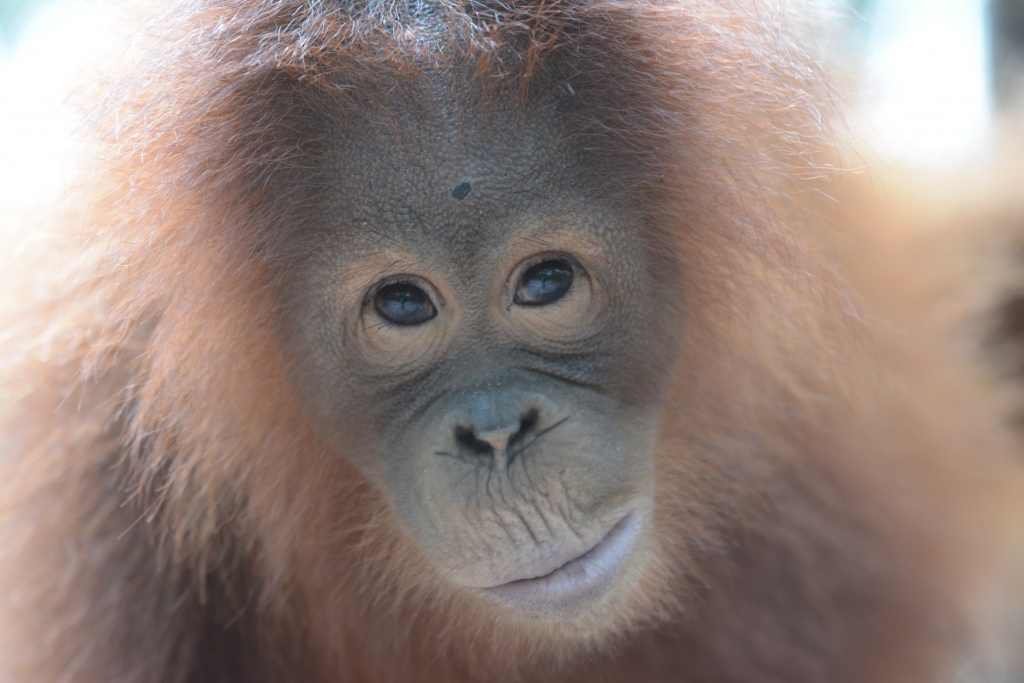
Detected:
[{"left": 483, "top": 512, "right": 641, "bottom": 609}]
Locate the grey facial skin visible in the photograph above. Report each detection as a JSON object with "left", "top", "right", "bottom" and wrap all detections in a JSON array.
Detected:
[{"left": 284, "top": 81, "right": 678, "bottom": 614}]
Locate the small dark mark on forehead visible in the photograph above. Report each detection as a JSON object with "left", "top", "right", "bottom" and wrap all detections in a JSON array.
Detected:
[{"left": 451, "top": 181, "right": 472, "bottom": 201}]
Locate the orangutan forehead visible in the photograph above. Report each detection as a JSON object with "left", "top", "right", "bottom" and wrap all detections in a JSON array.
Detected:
[{"left": 323, "top": 87, "right": 592, "bottom": 247}]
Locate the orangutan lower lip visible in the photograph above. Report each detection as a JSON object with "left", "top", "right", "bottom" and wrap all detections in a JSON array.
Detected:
[{"left": 483, "top": 512, "right": 641, "bottom": 608}]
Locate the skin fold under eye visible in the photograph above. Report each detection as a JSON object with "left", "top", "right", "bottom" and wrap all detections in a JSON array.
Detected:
[
  {"left": 373, "top": 282, "right": 437, "bottom": 325},
  {"left": 514, "top": 259, "right": 575, "bottom": 307}
]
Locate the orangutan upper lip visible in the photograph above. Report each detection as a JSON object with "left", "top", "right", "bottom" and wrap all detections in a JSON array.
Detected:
[{"left": 482, "top": 511, "right": 640, "bottom": 608}]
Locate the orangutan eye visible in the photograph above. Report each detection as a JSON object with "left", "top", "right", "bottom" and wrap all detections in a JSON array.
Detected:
[
  {"left": 514, "top": 259, "right": 575, "bottom": 306},
  {"left": 373, "top": 282, "right": 437, "bottom": 325}
]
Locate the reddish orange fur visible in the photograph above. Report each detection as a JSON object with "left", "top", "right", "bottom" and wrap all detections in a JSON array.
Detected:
[{"left": 0, "top": 1, "right": 1011, "bottom": 681}]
